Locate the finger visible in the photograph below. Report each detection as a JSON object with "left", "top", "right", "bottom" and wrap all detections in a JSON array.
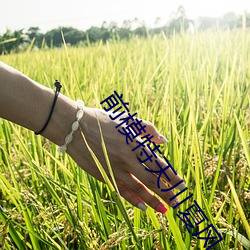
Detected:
[
  {"left": 136, "top": 148, "right": 186, "bottom": 191},
  {"left": 116, "top": 112, "right": 168, "bottom": 144},
  {"left": 119, "top": 173, "right": 168, "bottom": 213},
  {"left": 139, "top": 120, "right": 168, "bottom": 144},
  {"left": 120, "top": 170, "right": 179, "bottom": 212},
  {"left": 116, "top": 180, "right": 148, "bottom": 211}
]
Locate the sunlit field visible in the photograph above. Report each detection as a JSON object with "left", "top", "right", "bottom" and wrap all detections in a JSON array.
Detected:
[{"left": 0, "top": 29, "right": 249, "bottom": 249}]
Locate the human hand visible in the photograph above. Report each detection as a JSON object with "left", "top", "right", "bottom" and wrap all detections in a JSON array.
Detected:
[
  {"left": 66, "top": 107, "right": 186, "bottom": 214},
  {"left": 0, "top": 62, "right": 184, "bottom": 213}
]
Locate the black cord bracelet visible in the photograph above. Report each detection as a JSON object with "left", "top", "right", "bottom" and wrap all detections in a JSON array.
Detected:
[{"left": 35, "top": 80, "right": 62, "bottom": 135}]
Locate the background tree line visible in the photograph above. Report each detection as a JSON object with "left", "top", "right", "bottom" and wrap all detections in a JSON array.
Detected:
[{"left": 0, "top": 10, "right": 249, "bottom": 54}]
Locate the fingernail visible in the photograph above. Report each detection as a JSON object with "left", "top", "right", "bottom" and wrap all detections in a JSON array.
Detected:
[
  {"left": 158, "top": 134, "right": 168, "bottom": 143},
  {"left": 137, "top": 203, "right": 147, "bottom": 211},
  {"left": 170, "top": 200, "right": 180, "bottom": 209},
  {"left": 177, "top": 182, "right": 187, "bottom": 191},
  {"left": 156, "top": 203, "right": 168, "bottom": 214}
]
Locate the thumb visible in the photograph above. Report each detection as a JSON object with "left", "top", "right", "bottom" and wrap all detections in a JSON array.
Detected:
[{"left": 140, "top": 120, "right": 168, "bottom": 144}]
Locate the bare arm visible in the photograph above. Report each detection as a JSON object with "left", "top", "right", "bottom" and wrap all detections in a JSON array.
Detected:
[
  {"left": 0, "top": 61, "right": 186, "bottom": 213},
  {"left": 0, "top": 61, "right": 77, "bottom": 145}
]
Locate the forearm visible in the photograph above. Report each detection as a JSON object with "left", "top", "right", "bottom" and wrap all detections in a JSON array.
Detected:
[
  {"left": 0, "top": 61, "right": 187, "bottom": 213},
  {"left": 0, "top": 61, "right": 77, "bottom": 146}
]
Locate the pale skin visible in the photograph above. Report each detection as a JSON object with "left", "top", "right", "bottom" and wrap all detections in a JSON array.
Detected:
[{"left": 0, "top": 61, "right": 186, "bottom": 214}]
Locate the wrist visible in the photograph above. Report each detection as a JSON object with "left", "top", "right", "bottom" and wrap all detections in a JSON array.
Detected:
[{"left": 42, "top": 93, "right": 79, "bottom": 146}]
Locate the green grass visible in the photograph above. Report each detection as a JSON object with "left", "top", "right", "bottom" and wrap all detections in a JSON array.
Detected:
[{"left": 0, "top": 29, "right": 250, "bottom": 249}]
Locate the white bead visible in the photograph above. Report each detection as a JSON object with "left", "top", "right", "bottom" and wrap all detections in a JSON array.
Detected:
[
  {"left": 76, "top": 100, "right": 84, "bottom": 108},
  {"left": 65, "top": 133, "right": 73, "bottom": 144},
  {"left": 57, "top": 145, "right": 67, "bottom": 153},
  {"left": 72, "top": 121, "right": 79, "bottom": 131},
  {"left": 57, "top": 99, "right": 85, "bottom": 154},
  {"left": 76, "top": 109, "right": 84, "bottom": 120}
]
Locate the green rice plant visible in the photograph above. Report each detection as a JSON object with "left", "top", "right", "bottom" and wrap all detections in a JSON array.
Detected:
[{"left": 0, "top": 29, "right": 249, "bottom": 249}]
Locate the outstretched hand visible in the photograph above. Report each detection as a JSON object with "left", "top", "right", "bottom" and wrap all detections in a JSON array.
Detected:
[
  {"left": 0, "top": 61, "right": 185, "bottom": 214},
  {"left": 66, "top": 107, "right": 185, "bottom": 213}
]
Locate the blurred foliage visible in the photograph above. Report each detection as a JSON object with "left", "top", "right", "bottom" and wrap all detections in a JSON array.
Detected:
[{"left": 1, "top": 10, "right": 250, "bottom": 54}]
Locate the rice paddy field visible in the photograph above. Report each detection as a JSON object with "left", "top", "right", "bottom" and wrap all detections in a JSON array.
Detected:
[{"left": 0, "top": 29, "right": 250, "bottom": 249}]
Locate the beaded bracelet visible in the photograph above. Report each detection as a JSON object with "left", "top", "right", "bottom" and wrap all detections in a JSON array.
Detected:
[{"left": 57, "top": 100, "right": 85, "bottom": 153}]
